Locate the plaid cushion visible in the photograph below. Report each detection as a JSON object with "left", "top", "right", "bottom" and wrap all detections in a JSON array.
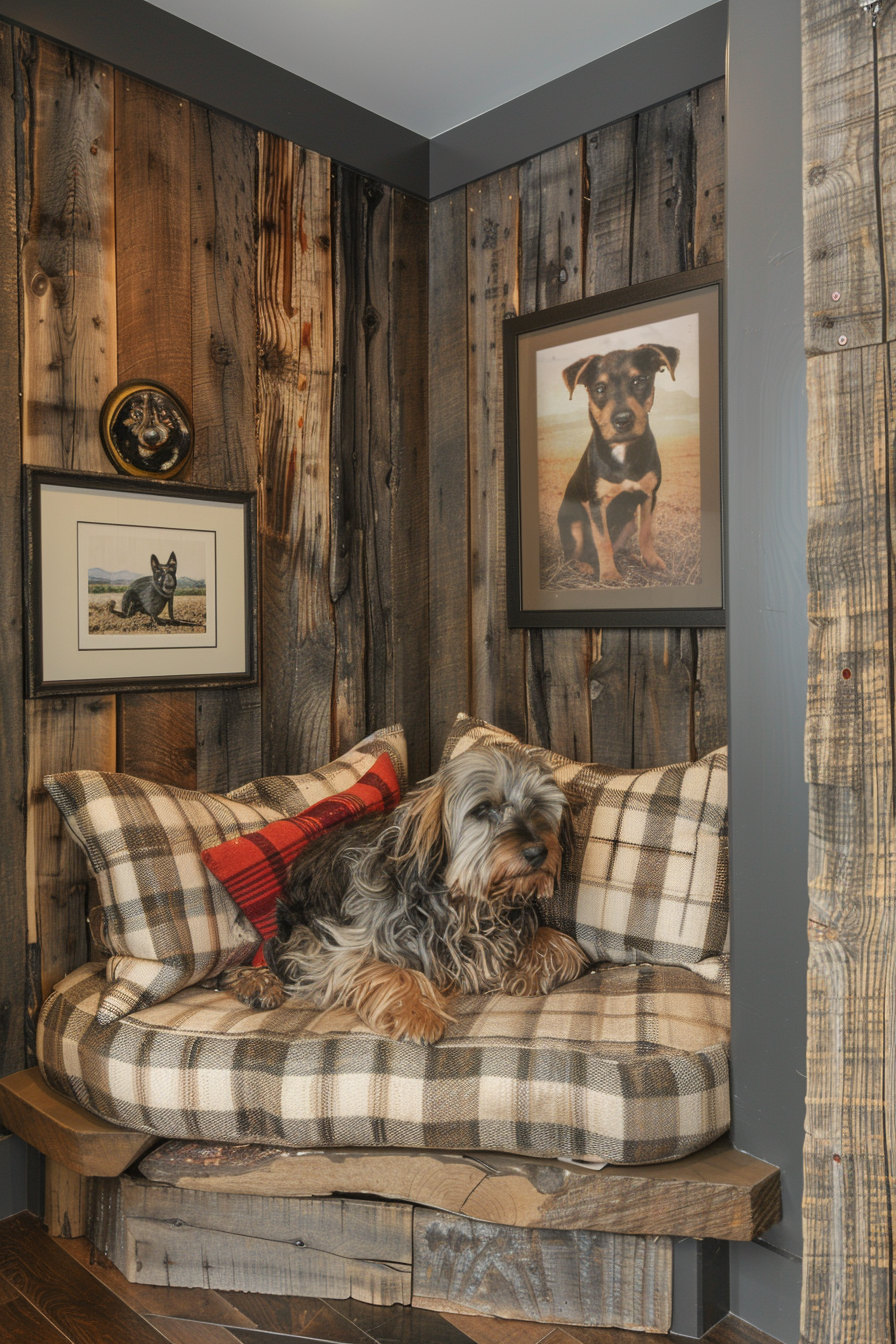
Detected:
[
  {"left": 202, "top": 755, "right": 401, "bottom": 965},
  {"left": 441, "top": 716, "right": 728, "bottom": 979},
  {"left": 37, "top": 960, "right": 730, "bottom": 1164},
  {"left": 45, "top": 727, "right": 407, "bottom": 1025}
]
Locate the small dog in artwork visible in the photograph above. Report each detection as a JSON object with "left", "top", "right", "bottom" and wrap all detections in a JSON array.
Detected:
[
  {"left": 223, "top": 745, "right": 589, "bottom": 1043},
  {"left": 109, "top": 552, "right": 179, "bottom": 627},
  {"left": 557, "top": 344, "right": 680, "bottom": 584}
]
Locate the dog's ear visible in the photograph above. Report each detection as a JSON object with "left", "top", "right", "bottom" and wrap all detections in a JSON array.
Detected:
[
  {"left": 392, "top": 778, "right": 447, "bottom": 881},
  {"left": 150, "top": 554, "right": 160, "bottom": 569},
  {"left": 167, "top": 552, "right": 177, "bottom": 568},
  {"left": 636, "top": 344, "right": 680, "bottom": 381},
  {"left": 562, "top": 355, "right": 597, "bottom": 398}
]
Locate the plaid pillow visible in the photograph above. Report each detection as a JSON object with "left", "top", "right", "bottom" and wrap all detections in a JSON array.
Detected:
[
  {"left": 46, "top": 726, "right": 407, "bottom": 1024},
  {"left": 441, "top": 715, "right": 728, "bottom": 978},
  {"left": 201, "top": 754, "right": 401, "bottom": 965}
]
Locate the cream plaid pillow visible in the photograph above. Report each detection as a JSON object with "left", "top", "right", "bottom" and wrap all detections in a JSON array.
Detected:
[
  {"left": 46, "top": 726, "right": 407, "bottom": 1024},
  {"left": 441, "top": 715, "right": 728, "bottom": 979}
]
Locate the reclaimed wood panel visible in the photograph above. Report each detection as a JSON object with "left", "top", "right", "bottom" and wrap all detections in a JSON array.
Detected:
[
  {"left": 114, "top": 73, "right": 195, "bottom": 783},
  {"left": 190, "top": 106, "right": 261, "bottom": 792},
  {"left": 520, "top": 140, "right": 593, "bottom": 761},
  {"left": 803, "top": 1, "right": 883, "bottom": 353},
  {"left": 0, "top": 1068, "right": 154, "bottom": 1175},
  {"left": 390, "top": 190, "right": 429, "bottom": 784},
  {"left": 0, "top": 24, "right": 25, "bottom": 1077},
  {"left": 467, "top": 170, "right": 525, "bottom": 739},
  {"left": 695, "top": 78, "right": 726, "bottom": 269},
  {"left": 331, "top": 169, "right": 394, "bottom": 753},
  {"left": 258, "top": 135, "right": 336, "bottom": 775},
  {"left": 412, "top": 1209, "right": 671, "bottom": 1332},
  {"left": 694, "top": 629, "right": 728, "bottom": 758},
  {"left": 428, "top": 189, "right": 470, "bottom": 764},
  {"left": 585, "top": 117, "right": 636, "bottom": 294},
  {"left": 14, "top": 32, "right": 116, "bottom": 471},
  {"left": 632, "top": 93, "right": 696, "bottom": 285},
  {"left": 139, "top": 1137, "right": 781, "bottom": 1241},
  {"left": 802, "top": 342, "right": 895, "bottom": 1344}
]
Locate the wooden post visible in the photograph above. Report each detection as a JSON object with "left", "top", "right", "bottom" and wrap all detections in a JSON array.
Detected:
[{"left": 44, "top": 1160, "right": 88, "bottom": 1239}]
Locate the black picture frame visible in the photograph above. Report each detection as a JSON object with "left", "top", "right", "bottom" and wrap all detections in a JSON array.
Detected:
[
  {"left": 504, "top": 265, "right": 725, "bottom": 628},
  {"left": 23, "top": 466, "right": 258, "bottom": 697}
]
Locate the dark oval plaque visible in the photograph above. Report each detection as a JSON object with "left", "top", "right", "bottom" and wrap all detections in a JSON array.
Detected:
[{"left": 100, "top": 380, "right": 193, "bottom": 479}]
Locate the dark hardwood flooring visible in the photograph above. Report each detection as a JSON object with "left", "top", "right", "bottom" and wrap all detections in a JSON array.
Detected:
[{"left": 0, "top": 1212, "right": 782, "bottom": 1344}]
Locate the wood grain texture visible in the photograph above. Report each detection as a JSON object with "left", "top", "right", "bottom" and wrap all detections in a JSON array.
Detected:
[
  {"left": 190, "top": 106, "right": 261, "bottom": 792},
  {"left": 519, "top": 140, "right": 593, "bottom": 761},
  {"left": 25, "top": 698, "right": 115, "bottom": 1014},
  {"left": 44, "top": 1158, "right": 89, "bottom": 1238},
  {"left": 137, "top": 1138, "right": 780, "bottom": 1242},
  {"left": 0, "top": 1068, "right": 155, "bottom": 1175},
  {"left": 114, "top": 72, "right": 196, "bottom": 786},
  {"left": 389, "top": 190, "right": 429, "bottom": 784},
  {"left": 694, "top": 78, "right": 726, "bottom": 269},
  {"left": 331, "top": 168, "right": 393, "bottom": 754},
  {"left": 467, "top": 170, "right": 525, "bottom": 739},
  {"left": 585, "top": 117, "right": 636, "bottom": 294},
  {"left": 0, "top": 23, "right": 25, "bottom": 1078},
  {"left": 14, "top": 31, "right": 116, "bottom": 471},
  {"left": 694, "top": 628, "right": 728, "bottom": 757},
  {"left": 802, "top": 343, "right": 895, "bottom": 1344},
  {"left": 0, "top": 1279, "right": 74, "bottom": 1343},
  {"left": 631, "top": 93, "right": 696, "bottom": 285},
  {"left": 429, "top": 190, "right": 470, "bottom": 764},
  {"left": 803, "top": 0, "right": 883, "bottom": 353},
  {"left": 0, "top": 1211, "right": 171, "bottom": 1343},
  {"left": 258, "top": 135, "right": 336, "bottom": 775},
  {"left": 411, "top": 1210, "right": 671, "bottom": 1332}
]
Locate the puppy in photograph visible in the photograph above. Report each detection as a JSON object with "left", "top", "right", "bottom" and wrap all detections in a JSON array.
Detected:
[
  {"left": 224, "top": 745, "right": 589, "bottom": 1043},
  {"left": 557, "top": 344, "right": 680, "bottom": 584}
]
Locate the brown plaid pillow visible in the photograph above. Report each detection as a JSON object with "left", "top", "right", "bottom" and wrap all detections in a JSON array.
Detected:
[
  {"left": 46, "top": 726, "right": 407, "bottom": 1025},
  {"left": 441, "top": 715, "right": 728, "bottom": 978}
]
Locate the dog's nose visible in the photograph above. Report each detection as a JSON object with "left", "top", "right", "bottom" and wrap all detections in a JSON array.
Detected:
[
  {"left": 522, "top": 843, "right": 547, "bottom": 869},
  {"left": 612, "top": 409, "right": 635, "bottom": 431}
]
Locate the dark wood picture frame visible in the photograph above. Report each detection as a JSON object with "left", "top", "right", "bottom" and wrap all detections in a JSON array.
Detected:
[
  {"left": 23, "top": 466, "right": 258, "bottom": 697},
  {"left": 504, "top": 266, "right": 726, "bottom": 628}
]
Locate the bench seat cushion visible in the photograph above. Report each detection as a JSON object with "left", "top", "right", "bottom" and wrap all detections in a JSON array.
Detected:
[{"left": 37, "top": 962, "right": 730, "bottom": 1165}]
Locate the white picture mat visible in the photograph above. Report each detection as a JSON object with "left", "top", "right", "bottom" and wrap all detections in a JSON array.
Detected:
[{"left": 40, "top": 484, "right": 248, "bottom": 682}]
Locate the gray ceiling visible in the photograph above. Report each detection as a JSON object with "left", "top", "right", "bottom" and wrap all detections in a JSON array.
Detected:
[{"left": 144, "top": 0, "right": 715, "bottom": 138}]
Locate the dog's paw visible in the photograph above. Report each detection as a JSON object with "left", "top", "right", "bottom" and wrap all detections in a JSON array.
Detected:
[
  {"left": 502, "top": 928, "right": 590, "bottom": 996},
  {"left": 573, "top": 560, "right": 595, "bottom": 576},
  {"left": 599, "top": 566, "right": 623, "bottom": 585},
  {"left": 350, "top": 964, "right": 454, "bottom": 1044},
  {"left": 642, "top": 550, "right": 667, "bottom": 572},
  {"left": 220, "top": 965, "right": 286, "bottom": 1010}
]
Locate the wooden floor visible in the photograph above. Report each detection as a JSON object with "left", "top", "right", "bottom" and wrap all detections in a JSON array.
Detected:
[{"left": 0, "top": 1212, "right": 781, "bottom": 1344}]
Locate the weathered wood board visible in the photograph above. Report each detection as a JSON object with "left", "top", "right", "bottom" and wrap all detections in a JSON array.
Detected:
[
  {"left": 138, "top": 1138, "right": 781, "bottom": 1242},
  {"left": 91, "top": 1175, "right": 412, "bottom": 1305},
  {"left": 0, "top": 1069, "right": 155, "bottom": 1176},
  {"left": 411, "top": 1208, "right": 672, "bottom": 1332}
]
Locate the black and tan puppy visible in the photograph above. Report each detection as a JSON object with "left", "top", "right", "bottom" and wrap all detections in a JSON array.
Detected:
[{"left": 557, "top": 344, "right": 679, "bottom": 584}]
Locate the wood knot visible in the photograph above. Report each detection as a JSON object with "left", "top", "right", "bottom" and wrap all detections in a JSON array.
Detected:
[{"left": 807, "top": 164, "right": 826, "bottom": 187}]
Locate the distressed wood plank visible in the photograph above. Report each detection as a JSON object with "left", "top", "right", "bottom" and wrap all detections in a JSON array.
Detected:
[
  {"left": 190, "top": 106, "right": 261, "bottom": 792},
  {"left": 332, "top": 168, "right": 394, "bottom": 753},
  {"left": 585, "top": 116, "right": 636, "bottom": 295},
  {"left": 803, "top": 1, "right": 883, "bottom": 353},
  {"left": 257, "top": 136, "right": 335, "bottom": 775},
  {"left": 412, "top": 1210, "right": 671, "bottom": 1332},
  {"left": 138, "top": 1138, "right": 781, "bottom": 1241},
  {"left": 520, "top": 140, "right": 592, "bottom": 761},
  {"left": 390, "top": 190, "right": 429, "bottom": 784},
  {"left": 694, "top": 78, "right": 726, "bottom": 268},
  {"left": 14, "top": 32, "right": 116, "bottom": 471},
  {"left": 0, "top": 23, "right": 25, "bottom": 1077},
  {"left": 694, "top": 628, "right": 727, "bottom": 756},
  {"left": 802, "top": 343, "right": 896, "bottom": 1344},
  {"left": 114, "top": 72, "right": 194, "bottom": 783},
  {"left": 467, "top": 169, "right": 525, "bottom": 738},
  {"left": 630, "top": 628, "right": 695, "bottom": 765},
  {"left": 25, "top": 699, "right": 116, "bottom": 1013},
  {"left": 428, "top": 189, "right": 470, "bottom": 767},
  {"left": 632, "top": 92, "right": 697, "bottom": 284},
  {"left": 589, "top": 630, "right": 634, "bottom": 767},
  {"left": 116, "top": 691, "right": 196, "bottom": 789},
  {"left": 44, "top": 1159, "right": 88, "bottom": 1238}
]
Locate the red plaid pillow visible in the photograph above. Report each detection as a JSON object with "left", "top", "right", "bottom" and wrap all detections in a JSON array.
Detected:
[{"left": 202, "top": 754, "right": 400, "bottom": 965}]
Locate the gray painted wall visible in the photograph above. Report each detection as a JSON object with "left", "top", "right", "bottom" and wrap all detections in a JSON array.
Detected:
[{"left": 726, "top": 0, "right": 807, "bottom": 1338}]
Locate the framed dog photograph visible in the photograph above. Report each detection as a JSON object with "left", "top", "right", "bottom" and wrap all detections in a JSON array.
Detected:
[
  {"left": 504, "top": 265, "right": 724, "bottom": 627},
  {"left": 23, "top": 467, "right": 258, "bottom": 696}
]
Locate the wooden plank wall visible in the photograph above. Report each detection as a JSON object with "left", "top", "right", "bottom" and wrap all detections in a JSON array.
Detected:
[
  {"left": 0, "top": 25, "right": 428, "bottom": 1071},
  {"left": 802, "top": 3, "right": 896, "bottom": 1341},
  {"left": 428, "top": 80, "right": 728, "bottom": 769}
]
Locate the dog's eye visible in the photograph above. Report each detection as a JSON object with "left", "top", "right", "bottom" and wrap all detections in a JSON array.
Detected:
[
  {"left": 594, "top": 383, "right": 607, "bottom": 396},
  {"left": 631, "top": 376, "right": 647, "bottom": 388},
  {"left": 471, "top": 802, "right": 493, "bottom": 822}
]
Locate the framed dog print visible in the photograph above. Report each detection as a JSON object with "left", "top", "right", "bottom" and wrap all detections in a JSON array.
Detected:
[
  {"left": 504, "top": 265, "right": 724, "bottom": 627},
  {"left": 23, "top": 467, "right": 258, "bottom": 696}
]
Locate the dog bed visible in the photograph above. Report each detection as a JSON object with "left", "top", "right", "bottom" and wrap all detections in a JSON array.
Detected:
[{"left": 37, "top": 959, "right": 729, "bottom": 1165}]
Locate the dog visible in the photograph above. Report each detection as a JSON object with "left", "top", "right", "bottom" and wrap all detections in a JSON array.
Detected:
[
  {"left": 110, "top": 552, "right": 178, "bottom": 627},
  {"left": 222, "top": 745, "right": 589, "bottom": 1043},
  {"left": 557, "top": 344, "right": 680, "bottom": 584}
]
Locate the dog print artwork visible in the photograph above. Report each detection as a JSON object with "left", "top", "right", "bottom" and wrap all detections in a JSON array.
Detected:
[
  {"left": 77, "top": 521, "right": 217, "bottom": 651},
  {"left": 537, "top": 311, "right": 701, "bottom": 590}
]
